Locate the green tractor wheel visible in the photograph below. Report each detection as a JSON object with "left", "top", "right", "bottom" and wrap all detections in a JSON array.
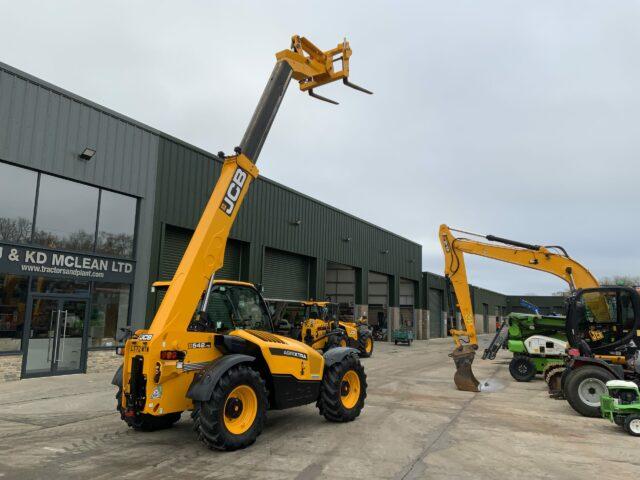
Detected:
[{"left": 624, "top": 414, "right": 640, "bottom": 436}]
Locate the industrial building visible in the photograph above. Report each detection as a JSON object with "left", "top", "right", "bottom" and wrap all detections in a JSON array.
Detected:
[
  {"left": 0, "top": 62, "right": 563, "bottom": 382},
  {"left": 0, "top": 61, "right": 424, "bottom": 381}
]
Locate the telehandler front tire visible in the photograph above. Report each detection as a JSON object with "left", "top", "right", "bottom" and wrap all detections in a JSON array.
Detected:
[
  {"left": 358, "top": 330, "right": 374, "bottom": 358},
  {"left": 317, "top": 353, "right": 367, "bottom": 422},
  {"left": 194, "top": 364, "right": 267, "bottom": 451},
  {"left": 116, "top": 387, "right": 181, "bottom": 431}
]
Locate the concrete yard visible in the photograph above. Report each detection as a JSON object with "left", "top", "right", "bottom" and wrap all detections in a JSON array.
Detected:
[{"left": 0, "top": 338, "right": 637, "bottom": 480}]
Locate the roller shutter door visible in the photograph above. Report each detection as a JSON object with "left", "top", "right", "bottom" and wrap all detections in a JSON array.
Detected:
[
  {"left": 368, "top": 272, "right": 388, "bottom": 328},
  {"left": 325, "top": 262, "right": 356, "bottom": 321},
  {"left": 429, "top": 288, "right": 443, "bottom": 338},
  {"left": 399, "top": 278, "right": 415, "bottom": 328},
  {"left": 325, "top": 262, "right": 356, "bottom": 305},
  {"left": 263, "top": 248, "right": 310, "bottom": 300},
  {"left": 156, "top": 225, "right": 241, "bottom": 310}
]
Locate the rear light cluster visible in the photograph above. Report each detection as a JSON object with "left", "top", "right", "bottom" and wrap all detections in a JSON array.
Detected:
[
  {"left": 160, "top": 350, "right": 185, "bottom": 360},
  {"left": 567, "top": 348, "right": 580, "bottom": 357}
]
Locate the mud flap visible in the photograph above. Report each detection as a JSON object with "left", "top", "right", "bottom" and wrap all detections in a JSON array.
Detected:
[
  {"left": 450, "top": 344, "right": 480, "bottom": 392},
  {"left": 542, "top": 364, "right": 565, "bottom": 399}
]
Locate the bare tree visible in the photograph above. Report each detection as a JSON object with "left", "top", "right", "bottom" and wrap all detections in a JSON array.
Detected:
[
  {"left": 600, "top": 275, "right": 640, "bottom": 287},
  {"left": 0, "top": 217, "right": 32, "bottom": 243}
]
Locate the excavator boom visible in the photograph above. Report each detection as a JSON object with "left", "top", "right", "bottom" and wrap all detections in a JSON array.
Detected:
[{"left": 439, "top": 224, "right": 599, "bottom": 391}]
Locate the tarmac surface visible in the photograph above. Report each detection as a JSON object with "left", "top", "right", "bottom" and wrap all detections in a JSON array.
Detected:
[{"left": 0, "top": 337, "right": 638, "bottom": 480}]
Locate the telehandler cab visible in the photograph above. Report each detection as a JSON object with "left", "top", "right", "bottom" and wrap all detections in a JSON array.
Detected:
[{"left": 113, "top": 35, "right": 372, "bottom": 451}]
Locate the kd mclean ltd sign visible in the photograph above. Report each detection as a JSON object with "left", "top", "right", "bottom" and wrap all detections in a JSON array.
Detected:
[{"left": 0, "top": 243, "right": 135, "bottom": 283}]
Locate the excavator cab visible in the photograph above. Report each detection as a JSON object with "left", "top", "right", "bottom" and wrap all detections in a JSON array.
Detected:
[{"left": 566, "top": 287, "right": 640, "bottom": 356}]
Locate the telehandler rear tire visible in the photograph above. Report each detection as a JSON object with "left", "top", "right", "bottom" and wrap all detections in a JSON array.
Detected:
[
  {"left": 317, "top": 353, "right": 367, "bottom": 422},
  {"left": 116, "top": 387, "right": 182, "bottom": 431},
  {"left": 358, "top": 330, "right": 374, "bottom": 358},
  {"left": 194, "top": 364, "right": 267, "bottom": 451}
]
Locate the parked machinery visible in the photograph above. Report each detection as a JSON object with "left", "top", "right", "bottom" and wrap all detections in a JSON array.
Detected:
[
  {"left": 561, "top": 286, "right": 640, "bottom": 417},
  {"left": 438, "top": 224, "right": 599, "bottom": 392},
  {"left": 484, "top": 312, "right": 567, "bottom": 382},
  {"left": 438, "top": 225, "right": 640, "bottom": 419},
  {"left": 600, "top": 380, "right": 640, "bottom": 436},
  {"left": 113, "top": 35, "right": 372, "bottom": 450},
  {"left": 299, "top": 301, "right": 374, "bottom": 357}
]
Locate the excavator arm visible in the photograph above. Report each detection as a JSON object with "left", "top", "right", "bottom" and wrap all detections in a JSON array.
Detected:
[{"left": 438, "top": 224, "right": 600, "bottom": 391}]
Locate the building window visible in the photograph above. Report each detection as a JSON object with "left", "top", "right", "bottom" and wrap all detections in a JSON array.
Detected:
[
  {"left": 31, "top": 277, "right": 90, "bottom": 295},
  {"left": 0, "top": 163, "right": 37, "bottom": 243},
  {"left": 0, "top": 274, "right": 28, "bottom": 352},
  {"left": 96, "top": 190, "right": 136, "bottom": 258},
  {"left": 33, "top": 174, "right": 99, "bottom": 253},
  {"left": 89, "top": 283, "right": 130, "bottom": 348}
]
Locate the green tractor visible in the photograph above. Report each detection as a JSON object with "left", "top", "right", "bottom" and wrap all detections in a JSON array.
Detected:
[
  {"left": 600, "top": 380, "right": 640, "bottom": 436},
  {"left": 484, "top": 312, "right": 567, "bottom": 382}
]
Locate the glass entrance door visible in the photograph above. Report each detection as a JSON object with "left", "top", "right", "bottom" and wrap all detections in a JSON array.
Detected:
[{"left": 25, "top": 297, "right": 87, "bottom": 377}]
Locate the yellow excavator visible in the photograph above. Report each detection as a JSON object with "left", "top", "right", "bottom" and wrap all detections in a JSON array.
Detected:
[
  {"left": 113, "top": 35, "right": 372, "bottom": 450},
  {"left": 438, "top": 224, "right": 600, "bottom": 392}
]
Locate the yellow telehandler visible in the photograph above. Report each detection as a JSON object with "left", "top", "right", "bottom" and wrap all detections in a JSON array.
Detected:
[
  {"left": 112, "top": 35, "right": 372, "bottom": 450},
  {"left": 299, "top": 301, "right": 374, "bottom": 357},
  {"left": 266, "top": 299, "right": 374, "bottom": 357}
]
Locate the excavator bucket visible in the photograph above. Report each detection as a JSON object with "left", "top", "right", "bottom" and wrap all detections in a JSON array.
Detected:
[{"left": 450, "top": 344, "right": 480, "bottom": 392}]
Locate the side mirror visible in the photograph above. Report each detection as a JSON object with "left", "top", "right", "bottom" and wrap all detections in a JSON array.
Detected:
[{"left": 116, "top": 327, "right": 133, "bottom": 342}]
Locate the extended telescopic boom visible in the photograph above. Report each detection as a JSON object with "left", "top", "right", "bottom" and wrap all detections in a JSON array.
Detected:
[{"left": 147, "top": 37, "right": 372, "bottom": 338}]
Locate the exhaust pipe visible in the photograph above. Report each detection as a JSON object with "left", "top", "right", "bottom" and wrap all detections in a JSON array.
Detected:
[{"left": 450, "top": 344, "right": 480, "bottom": 392}]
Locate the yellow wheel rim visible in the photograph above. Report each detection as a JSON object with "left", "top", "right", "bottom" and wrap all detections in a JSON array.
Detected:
[
  {"left": 365, "top": 338, "right": 373, "bottom": 353},
  {"left": 340, "top": 370, "right": 361, "bottom": 409},
  {"left": 223, "top": 385, "right": 258, "bottom": 435},
  {"left": 340, "top": 339, "right": 347, "bottom": 348}
]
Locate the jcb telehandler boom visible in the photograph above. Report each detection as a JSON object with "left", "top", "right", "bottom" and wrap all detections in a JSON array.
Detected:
[
  {"left": 438, "top": 224, "right": 600, "bottom": 391},
  {"left": 113, "top": 35, "right": 372, "bottom": 451}
]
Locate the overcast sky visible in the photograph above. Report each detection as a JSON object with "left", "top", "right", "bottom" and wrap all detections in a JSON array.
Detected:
[{"left": 1, "top": 1, "right": 639, "bottom": 294}]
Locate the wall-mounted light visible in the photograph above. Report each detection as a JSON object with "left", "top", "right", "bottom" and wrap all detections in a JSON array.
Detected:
[
  {"left": 342, "top": 236, "right": 352, "bottom": 242},
  {"left": 289, "top": 219, "right": 302, "bottom": 226},
  {"left": 79, "top": 147, "right": 96, "bottom": 161},
  {"left": 380, "top": 249, "right": 389, "bottom": 255}
]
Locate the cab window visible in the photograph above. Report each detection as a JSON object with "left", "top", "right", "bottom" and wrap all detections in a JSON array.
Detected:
[
  {"left": 581, "top": 290, "right": 635, "bottom": 326},
  {"left": 205, "top": 285, "right": 272, "bottom": 332}
]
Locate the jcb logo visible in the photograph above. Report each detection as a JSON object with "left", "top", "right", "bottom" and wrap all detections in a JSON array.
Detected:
[{"left": 220, "top": 168, "right": 248, "bottom": 216}]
